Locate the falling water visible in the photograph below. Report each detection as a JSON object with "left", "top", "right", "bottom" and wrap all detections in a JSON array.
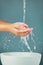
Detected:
[
  {"left": 22, "top": 0, "right": 32, "bottom": 52},
  {"left": 23, "top": 0, "right": 26, "bottom": 23},
  {"left": 21, "top": 36, "right": 32, "bottom": 52},
  {"left": 31, "top": 31, "right": 36, "bottom": 50},
  {"left": 20, "top": 0, "right": 36, "bottom": 52}
]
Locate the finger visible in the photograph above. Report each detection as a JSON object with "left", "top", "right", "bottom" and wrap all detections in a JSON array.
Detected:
[
  {"left": 27, "top": 28, "right": 32, "bottom": 32},
  {"left": 19, "top": 23, "right": 28, "bottom": 28},
  {"left": 14, "top": 22, "right": 28, "bottom": 28},
  {"left": 19, "top": 28, "right": 32, "bottom": 36},
  {"left": 17, "top": 31, "right": 30, "bottom": 36},
  {"left": 17, "top": 28, "right": 32, "bottom": 33},
  {"left": 11, "top": 29, "right": 30, "bottom": 36},
  {"left": 21, "top": 32, "right": 29, "bottom": 36}
]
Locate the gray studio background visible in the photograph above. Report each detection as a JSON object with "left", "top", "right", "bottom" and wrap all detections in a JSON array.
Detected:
[{"left": 0, "top": 0, "right": 43, "bottom": 65}]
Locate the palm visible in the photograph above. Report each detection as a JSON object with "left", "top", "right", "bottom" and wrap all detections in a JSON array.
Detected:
[{"left": 9, "top": 22, "right": 32, "bottom": 36}]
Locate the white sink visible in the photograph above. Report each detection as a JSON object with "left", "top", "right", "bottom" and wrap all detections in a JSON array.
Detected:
[{"left": 1, "top": 52, "right": 41, "bottom": 65}]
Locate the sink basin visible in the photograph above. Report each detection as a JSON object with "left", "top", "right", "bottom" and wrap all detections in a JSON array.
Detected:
[{"left": 1, "top": 52, "right": 41, "bottom": 65}]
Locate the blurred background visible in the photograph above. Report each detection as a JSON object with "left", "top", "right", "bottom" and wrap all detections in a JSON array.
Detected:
[{"left": 0, "top": 0, "right": 43, "bottom": 65}]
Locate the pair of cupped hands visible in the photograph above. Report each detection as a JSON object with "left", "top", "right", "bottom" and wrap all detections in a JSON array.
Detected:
[{"left": 0, "top": 20, "right": 32, "bottom": 36}]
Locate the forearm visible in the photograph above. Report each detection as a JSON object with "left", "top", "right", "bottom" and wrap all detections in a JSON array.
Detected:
[{"left": 0, "top": 20, "right": 11, "bottom": 31}]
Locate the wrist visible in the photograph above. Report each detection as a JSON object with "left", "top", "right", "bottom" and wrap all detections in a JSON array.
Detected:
[
  {"left": 0, "top": 21, "right": 12, "bottom": 32},
  {"left": 4, "top": 23, "right": 12, "bottom": 32}
]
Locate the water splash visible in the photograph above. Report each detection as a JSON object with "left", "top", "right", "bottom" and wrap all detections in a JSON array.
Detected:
[
  {"left": 21, "top": 31, "right": 36, "bottom": 52},
  {"left": 21, "top": 36, "right": 32, "bottom": 52},
  {"left": 31, "top": 31, "right": 36, "bottom": 50}
]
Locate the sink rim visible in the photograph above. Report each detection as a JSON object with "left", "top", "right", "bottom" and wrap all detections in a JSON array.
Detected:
[{"left": 1, "top": 52, "right": 41, "bottom": 57}]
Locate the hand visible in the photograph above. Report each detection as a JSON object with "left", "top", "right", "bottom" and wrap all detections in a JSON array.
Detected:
[{"left": 8, "top": 22, "right": 32, "bottom": 36}]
